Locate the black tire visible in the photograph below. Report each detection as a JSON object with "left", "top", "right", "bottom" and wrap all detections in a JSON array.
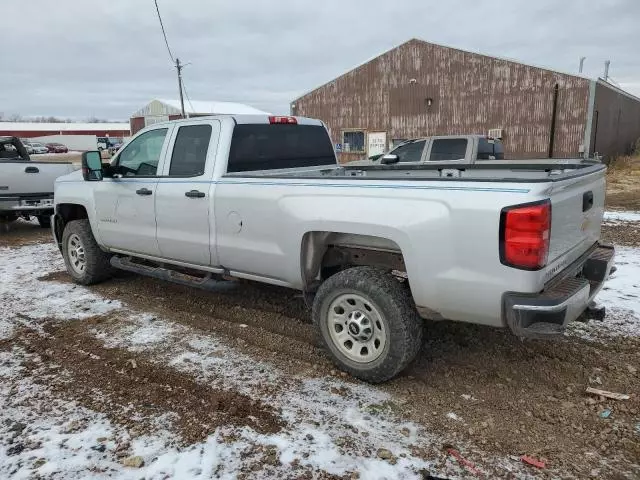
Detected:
[
  {"left": 313, "top": 266, "right": 423, "bottom": 383},
  {"left": 37, "top": 215, "right": 51, "bottom": 228},
  {"left": 61, "top": 219, "right": 114, "bottom": 285}
]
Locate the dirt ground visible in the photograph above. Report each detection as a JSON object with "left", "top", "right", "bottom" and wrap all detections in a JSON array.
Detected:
[{"left": 1, "top": 213, "right": 639, "bottom": 478}]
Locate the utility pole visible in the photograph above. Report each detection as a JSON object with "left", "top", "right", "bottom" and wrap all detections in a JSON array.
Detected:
[{"left": 176, "top": 57, "right": 186, "bottom": 118}]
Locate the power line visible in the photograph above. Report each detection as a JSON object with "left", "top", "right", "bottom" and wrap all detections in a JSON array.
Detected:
[{"left": 154, "top": 0, "right": 174, "bottom": 63}]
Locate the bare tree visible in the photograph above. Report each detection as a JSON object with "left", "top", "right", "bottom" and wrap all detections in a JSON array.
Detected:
[{"left": 86, "top": 116, "right": 110, "bottom": 123}]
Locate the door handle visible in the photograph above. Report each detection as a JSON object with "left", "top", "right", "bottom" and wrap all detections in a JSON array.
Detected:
[
  {"left": 583, "top": 191, "right": 594, "bottom": 212},
  {"left": 136, "top": 188, "right": 153, "bottom": 196},
  {"left": 25, "top": 166, "right": 39, "bottom": 173},
  {"left": 185, "top": 190, "right": 205, "bottom": 198}
]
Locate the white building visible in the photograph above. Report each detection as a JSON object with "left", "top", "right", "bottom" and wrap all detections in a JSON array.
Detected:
[{"left": 130, "top": 99, "right": 269, "bottom": 134}]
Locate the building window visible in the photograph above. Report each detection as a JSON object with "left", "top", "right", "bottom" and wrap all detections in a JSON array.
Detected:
[{"left": 342, "top": 131, "right": 365, "bottom": 153}]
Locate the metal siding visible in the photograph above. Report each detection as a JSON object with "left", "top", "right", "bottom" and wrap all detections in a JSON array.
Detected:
[
  {"left": 130, "top": 117, "right": 146, "bottom": 135},
  {"left": 591, "top": 82, "right": 640, "bottom": 158},
  {"left": 294, "top": 39, "right": 591, "bottom": 161}
]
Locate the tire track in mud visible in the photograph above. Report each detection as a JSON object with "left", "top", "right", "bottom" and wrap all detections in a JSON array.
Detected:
[
  {"left": 2, "top": 320, "right": 283, "bottom": 445},
  {"left": 40, "top": 270, "right": 331, "bottom": 372}
]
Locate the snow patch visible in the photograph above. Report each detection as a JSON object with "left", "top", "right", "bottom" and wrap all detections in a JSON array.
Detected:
[
  {"left": 604, "top": 210, "right": 640, "bottom": 223},
  {"left": 0, "top": 244, "right": 120, "bottom": 338}
]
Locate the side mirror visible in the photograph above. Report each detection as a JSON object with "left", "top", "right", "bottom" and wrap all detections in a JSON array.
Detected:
[
  {"left": 81, "top": 151, "right": 103, "bottom": 181},
  {"left": 381, "top": 154, "right": 399, "bottom": 165}
]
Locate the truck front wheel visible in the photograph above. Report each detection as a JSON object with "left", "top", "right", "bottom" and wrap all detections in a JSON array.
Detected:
[
  {"left": 313, "top": 266, "right": 423, "bottom": 383},
  {"left": 61, "top": 219, "right": 114, "bottom": 285}
]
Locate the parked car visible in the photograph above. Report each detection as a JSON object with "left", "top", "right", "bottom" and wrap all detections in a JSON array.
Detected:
[
  {"left": 29, "top": 142, "right": 49, "bottom": 154},
  {"left": 21, "top": 139, "right": 36, "bottom": 155},
  {"left": 0, "top": 136, "right": 76, "bottom": 227},
  {"left": 108, "top": 142, "right": 123, "bottom": 155},
  {"left": 52, "top": 115, "right": 614, "bottom": 383},
  {"left": 46, "top": 142, "right": 69, "bottom": 153}
]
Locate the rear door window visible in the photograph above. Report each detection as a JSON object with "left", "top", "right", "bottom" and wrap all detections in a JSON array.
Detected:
[
  {"left": 168, "top": 124, "right": 212, "bottom": 176},
  {"left": 477, "top": 138, "right": 505, "bottom": 160},
  {"left": 227, "top": 124, "right": 336, "bottom": 173},
  {"left": 428, "top": 139, "right": 468, "bottom": 161},
  {"left": 389, "top": 140, "right": 426, "bottom": 163}
]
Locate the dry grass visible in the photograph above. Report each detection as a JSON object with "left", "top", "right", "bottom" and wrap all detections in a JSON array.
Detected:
[{"left": 606, "top": 150, "right": 640, "bottom": 209}]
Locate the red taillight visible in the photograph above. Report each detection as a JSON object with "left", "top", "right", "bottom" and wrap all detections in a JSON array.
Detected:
[
  {"left": 500, "top": 201, "right": 551, "bottom": 270},
  {"left": 268, "top": 115, "right": 297, "bottom": 124}
]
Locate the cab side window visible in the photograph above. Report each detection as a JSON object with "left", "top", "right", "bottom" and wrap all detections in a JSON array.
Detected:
[
  {"left": 116, "top": 128, "right": 168, "bottom": 176},
  {"left": 428, "top": 139, "right": 468, "bottom": 161},
  {"left": 168, "top": 125, "right": 212, "bottom": 176}
]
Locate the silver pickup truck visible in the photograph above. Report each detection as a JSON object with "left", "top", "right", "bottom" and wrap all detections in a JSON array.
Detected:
[
  {"left": 367, "top": 134, "right": 504, "bottom": 164},
  {"left": 1, "top": 136, "right": 76, "bottom": 227},
  {"left": 52, "top": 115, "right": 615, "bottom": 382}
]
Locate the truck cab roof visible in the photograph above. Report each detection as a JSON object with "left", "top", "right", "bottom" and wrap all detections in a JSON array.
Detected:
[{"left": 142, "top": 114, "right": 325, "bottom": 131}]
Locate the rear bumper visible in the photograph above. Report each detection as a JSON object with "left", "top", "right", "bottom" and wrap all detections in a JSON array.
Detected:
[
  {"left": 503, "top": 244, "right": 615, "bottom": 338},
  {"left": 0, "top": 197, "right": 54, "bottom": 216}
]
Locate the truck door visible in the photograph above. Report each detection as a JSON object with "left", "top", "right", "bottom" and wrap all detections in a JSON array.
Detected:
[
  {"left": 155, "top": 120, "right": 220, "bottom": 266},
  {"left": 94, "top": 127, "right": 171, "bottom": 256}
]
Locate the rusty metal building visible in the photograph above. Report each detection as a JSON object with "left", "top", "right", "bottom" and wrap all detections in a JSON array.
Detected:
[{"left": 291, "top": 39, "right": 640, "bottom": 162}]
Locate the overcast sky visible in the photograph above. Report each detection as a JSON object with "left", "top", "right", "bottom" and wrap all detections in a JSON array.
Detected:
[{"left": 2, "top": 0, "right": 639, "bottom": 121}]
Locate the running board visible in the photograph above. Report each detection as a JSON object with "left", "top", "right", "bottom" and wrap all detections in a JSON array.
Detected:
[{"left": 110, "top": 256, "right": 237, "bottom": 292}]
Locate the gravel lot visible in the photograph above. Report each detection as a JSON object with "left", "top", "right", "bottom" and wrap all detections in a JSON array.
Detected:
[{"left": 0, "top": 213, "right": 638, "bottom": 479}]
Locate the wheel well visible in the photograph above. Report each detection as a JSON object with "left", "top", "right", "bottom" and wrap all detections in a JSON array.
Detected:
[
  {"left": 56, "top": 203, "right": 88, "bottom": 223},
  {"left": 301, "top": 232, "right": 406, "bottom": 290},
  {"left": 53, "top": 204, "right": 88, "bottom": 249}
]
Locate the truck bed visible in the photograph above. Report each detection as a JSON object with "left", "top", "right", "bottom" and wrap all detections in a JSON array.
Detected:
[{"left": 225, "top": 160, "right": 606, "bottom": 183}]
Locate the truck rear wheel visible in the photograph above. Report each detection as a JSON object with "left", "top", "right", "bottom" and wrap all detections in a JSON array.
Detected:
[
  {"left": 61, "top": 219, "right": 114, "bottom": 285},
  {"left": 313, "top": 266, "right": 423, "bottom": 383}
]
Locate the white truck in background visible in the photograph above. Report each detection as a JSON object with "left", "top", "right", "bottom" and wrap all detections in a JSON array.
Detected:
[
  {"left": 0, "top": 136, "right": 76, "bottom": 227},
  {"left": 52, "top": 115, "right": 614, "bottom": 382}
]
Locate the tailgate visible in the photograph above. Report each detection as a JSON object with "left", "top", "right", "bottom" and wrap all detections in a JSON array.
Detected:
[
  {"left": 0, "top": 162, "right": 72, "bottom": 196},
  {"left": 546, "top": 169, "right": 606, "bottom": 271}
]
